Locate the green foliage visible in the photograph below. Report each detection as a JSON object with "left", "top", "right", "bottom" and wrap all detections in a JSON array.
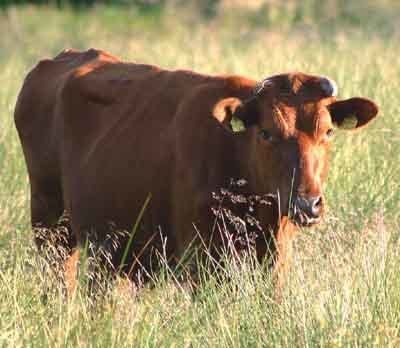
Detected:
[{"left": 0, "top": 4, "right": 399, "bottom": 347}]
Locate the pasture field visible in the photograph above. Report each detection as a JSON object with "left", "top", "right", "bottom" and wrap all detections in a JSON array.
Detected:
[{"left": 0, "top": 3, "right": 400, "bottom": 347}]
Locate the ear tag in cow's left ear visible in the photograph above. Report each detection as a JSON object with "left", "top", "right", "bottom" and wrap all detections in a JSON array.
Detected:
[
  {"left": 337, "top": 114, "right": 358, "bottom": 130},
  {"left": 230, "top": 116, "right": 245, "bottom": 132}
]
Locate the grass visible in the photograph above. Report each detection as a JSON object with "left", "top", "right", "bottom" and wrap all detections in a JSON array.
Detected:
[{"left": 0, "top": 3, "right": 399, "bottom": 347}]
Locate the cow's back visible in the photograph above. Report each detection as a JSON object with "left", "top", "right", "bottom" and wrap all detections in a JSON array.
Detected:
[{"left": 16, "top": 49, "right": 227, "bottom": 243}]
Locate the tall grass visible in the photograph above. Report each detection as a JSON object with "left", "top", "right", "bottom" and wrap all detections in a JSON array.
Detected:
[{"left": 0, "top": 4, "right": 399, "bottom": 347}]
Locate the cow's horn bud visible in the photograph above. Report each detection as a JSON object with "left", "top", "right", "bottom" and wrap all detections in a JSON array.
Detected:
[
  {"left": 254, "top": 78, "right": 273, "bottom": 95},
  {"left": 321, "top": 77, "right": 338, "bottom": 97}
]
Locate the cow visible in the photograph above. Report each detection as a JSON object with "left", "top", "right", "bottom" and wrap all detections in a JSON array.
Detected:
[{"left": 14, "top": 48, "right": 379, "bottom": 294}]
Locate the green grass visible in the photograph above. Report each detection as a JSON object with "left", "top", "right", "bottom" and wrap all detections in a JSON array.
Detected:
[{"left": 1, "top": 3, "right": 400, "bottom": 347}]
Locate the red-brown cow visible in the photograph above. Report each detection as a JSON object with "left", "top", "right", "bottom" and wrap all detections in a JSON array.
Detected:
[{"left": 15, "top": 48, "right": 378, "bottom": 293}]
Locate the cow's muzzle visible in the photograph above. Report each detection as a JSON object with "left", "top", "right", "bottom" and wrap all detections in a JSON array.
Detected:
[{"left": 292, "top": 195, "right": 324, "bottom": 227}]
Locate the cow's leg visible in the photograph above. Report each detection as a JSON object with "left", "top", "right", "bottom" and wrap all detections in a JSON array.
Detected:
[
  {"left": 272, "top": 217, "right": 297, "bottom": 300},
  {"left": 172, "top": 191, "right": 227, "bottom": 289},
  {"left": 78, "top": 225, "right": 123, "bottom": 299},
  {"left": 64, "top": 248, "right": 80, "bottom": 296},
  {"left": 30, "top": 180, "right": 77, "bottom": 298}
]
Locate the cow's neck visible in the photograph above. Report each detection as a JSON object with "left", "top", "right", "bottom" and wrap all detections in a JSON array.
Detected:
[{"left": 230, "top": 130, "right": 258, "bottom": 193}]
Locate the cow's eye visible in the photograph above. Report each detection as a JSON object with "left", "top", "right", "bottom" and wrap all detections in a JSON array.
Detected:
[
  {"left": 326, "top": 128, "right": 335, "bottom": 139},
  {"left": 260, "top": 129, "right": 273, "bottom": 142}
]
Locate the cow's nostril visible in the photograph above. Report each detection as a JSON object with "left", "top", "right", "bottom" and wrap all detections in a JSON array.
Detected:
[{"left": 310, "top": 196, "right": 323, "bottom": 217}]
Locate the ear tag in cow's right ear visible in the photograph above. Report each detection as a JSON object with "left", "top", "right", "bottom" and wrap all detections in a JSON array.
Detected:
[
  {"left": 338, "top": 114, "right": 358, "bottom": 130},
  {"left": 230, "top": 116, "right": 246, "bottom": 132}
]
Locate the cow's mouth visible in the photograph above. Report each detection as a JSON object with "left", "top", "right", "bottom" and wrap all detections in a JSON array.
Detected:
[
  {"left": 290, "top": 198, "right": 323, "bottom": 227},
  {"left": 291, "top": 209, "right": 322, "bottom": 227}
]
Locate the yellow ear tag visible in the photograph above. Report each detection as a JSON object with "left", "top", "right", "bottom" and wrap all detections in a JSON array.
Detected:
[
  {"left": 340, "top": 115, "right": 358, "bottom": 129},
  {"left": 230, "top": 116, "right": 245, "bottom": 132}
]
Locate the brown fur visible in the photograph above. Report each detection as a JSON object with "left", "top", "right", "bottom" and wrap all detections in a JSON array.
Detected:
[{"left": 14, "top": 49, "right": 379, "bottom": 293}]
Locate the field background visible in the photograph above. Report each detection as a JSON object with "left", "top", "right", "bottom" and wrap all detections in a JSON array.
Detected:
[{"left": 1, "top": 1, "right": 400, "bottom": 346}]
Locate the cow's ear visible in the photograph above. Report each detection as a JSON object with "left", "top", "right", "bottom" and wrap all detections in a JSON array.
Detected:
[
  {"left": 213, "top": 97, "right": 258, "bottom": 132},
  {"left": 328, "top": 97, "right": 379, "bottom": 130}
]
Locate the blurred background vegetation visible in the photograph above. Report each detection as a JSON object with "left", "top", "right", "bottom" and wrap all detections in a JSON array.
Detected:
[{"left": 1, "top": 0, "right": 400, "bottom": 34}]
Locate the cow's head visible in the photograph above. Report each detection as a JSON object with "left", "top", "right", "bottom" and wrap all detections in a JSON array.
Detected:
[{"left": 213, "top": 72, "right": 379, "bottom": 226}]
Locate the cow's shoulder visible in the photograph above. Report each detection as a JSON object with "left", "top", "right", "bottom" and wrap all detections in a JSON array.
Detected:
[{"left": 59, "top": 52, "right": 129, "bottom": 108}]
